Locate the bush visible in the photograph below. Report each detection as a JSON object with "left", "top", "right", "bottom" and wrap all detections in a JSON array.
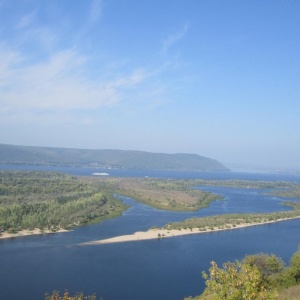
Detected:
[
  {"left": 45, "top": 290, "right": 96, "bottom": 300},
  {"left": 201, "top": 260, "right": 278, "bottom": 300}
]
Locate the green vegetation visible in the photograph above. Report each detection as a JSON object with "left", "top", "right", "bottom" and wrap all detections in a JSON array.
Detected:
[
  {"left": 0, "top": 171, "right": 127, "bottom": 233},
  {"left": 183, "top": 178, "right": 300, "bottom": 198},
  {"left": 84, "top": 176, "right": 300, "bottom": 212},
  {"left": 45, "top": 290, "right": 96, "bottom": 300},
  {"left": 187, "top": 248, "right": 300, "bottom": 300},
  {"left": 275, "top": 187, "right": 300, "bottom": 198},
  {"left": 187, "top": 179, "right": 299, "bottom": 189},
  {"left": 1, "top": 173, "right": 299, "bottom": 233},
  {"left": 162, "top": 202, "right": 300, "bottom": 231},
  {"left": 0, "top": 143, "right": 229, "bottom": 171},
  {"left": 92, "top": 177, "right": 221, "bottom": 211}
]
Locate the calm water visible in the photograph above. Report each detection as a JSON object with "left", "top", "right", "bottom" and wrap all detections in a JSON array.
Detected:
[{"left": 0, "top": 167, "right": 300, "bottom": 300}]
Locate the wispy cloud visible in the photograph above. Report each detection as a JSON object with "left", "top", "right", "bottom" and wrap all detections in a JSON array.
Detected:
[
  {"left": 162, "top": 24, "right": 189, "bottom": 54},
  {"left": 76, "top": 0, "right": 102, "bottom": 40},
  {"left": 89, "top": 0, "right": 102, "bottom": 25},
  {"left": 0, "top": 45, "right": 158, "bottom": 125},
  {"left": 0, "top": 1, "right": 170, "bottom": 125},
  {"left": 15, "top": 11, "right": 36, "bottom": 29}
]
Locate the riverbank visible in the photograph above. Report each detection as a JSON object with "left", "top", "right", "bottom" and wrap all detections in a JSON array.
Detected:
[
  {"left": 0, "top": 228, "right": 69, "bottom": 240},
  {"left": 82, "top": 216, "right": 300, "bottom": 245}
]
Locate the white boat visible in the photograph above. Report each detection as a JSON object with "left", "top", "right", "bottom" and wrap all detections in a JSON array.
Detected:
[{"left": 92, "top": 172, "right": 109, "bottom": 176}]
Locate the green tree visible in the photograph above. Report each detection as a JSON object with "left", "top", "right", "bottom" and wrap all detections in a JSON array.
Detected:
[
  {"left": 243, "top": 253, "right": 285, "bottom": 287},
  {"left": 201, "top": 260, "right": 278, "bottom": 300},
  {"left": 274, "top": 248, "right": 300, "bottom": 289},
  {"left": 289, "top": 248, "right": 300, "bottom": 283}
]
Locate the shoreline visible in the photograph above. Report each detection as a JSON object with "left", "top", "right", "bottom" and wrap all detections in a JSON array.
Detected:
[
  {"left": 82, "top": 216, "right": 300, "bottom": 245},
  {"left": 0, "top": 228, "right": 69, "bottom": 240}
]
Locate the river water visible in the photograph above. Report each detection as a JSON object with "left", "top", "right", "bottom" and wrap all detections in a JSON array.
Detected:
[{"left": 0, "top": 166, "right": 300, "bottom": 300}]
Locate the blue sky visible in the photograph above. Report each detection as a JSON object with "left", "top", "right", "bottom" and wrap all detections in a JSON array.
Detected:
[{"left": 0, "top": 0, "right": 299, "bottom": 170}]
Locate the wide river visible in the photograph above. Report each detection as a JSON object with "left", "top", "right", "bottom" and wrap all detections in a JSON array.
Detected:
[{"left": 1, "top": 166, "right": 300, "bottom": 300}]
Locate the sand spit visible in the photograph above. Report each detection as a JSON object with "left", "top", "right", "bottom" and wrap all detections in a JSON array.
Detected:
[
  {"left": 0, "top": 228, "right": 69, "bottom": 240},
  {"left": 82, "top": 216, "right": 300, "bottom": 245}
]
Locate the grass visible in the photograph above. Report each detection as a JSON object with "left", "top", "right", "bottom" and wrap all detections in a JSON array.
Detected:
[
  {"left": 278, "top": 284, "right": 300, "bottom": 300},
  {"left": 87, "top": 177, "right": 221, "bottom": 211}
]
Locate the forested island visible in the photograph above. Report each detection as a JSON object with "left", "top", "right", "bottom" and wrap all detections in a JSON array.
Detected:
[
  {"left": 1, "top": 170, "right": 300, "bottom": 238},
  {"left": 0, "top": 170, "right": 127, "bottom": 237},
  {"left": 91, "top": 177, "right": 221, "bottom": 211}
]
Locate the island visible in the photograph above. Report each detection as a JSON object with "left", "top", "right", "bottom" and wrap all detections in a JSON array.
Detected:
[
  {"left": 82, "top": 207, "right": 300, "bottom": 245},
  {"left": 1, "top": 170, "right": 300, "bottom": 240}
]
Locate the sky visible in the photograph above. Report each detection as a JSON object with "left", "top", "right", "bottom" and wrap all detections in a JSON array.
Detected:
[{"left": 0, "top": 0, "right": 300, "bottom": 170}]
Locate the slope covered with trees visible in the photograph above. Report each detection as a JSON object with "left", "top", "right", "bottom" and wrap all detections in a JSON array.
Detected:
[{"left": 0, "top": 143, "right": 229, "bottom": 171}]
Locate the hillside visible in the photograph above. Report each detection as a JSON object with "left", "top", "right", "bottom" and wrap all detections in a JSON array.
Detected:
[{"left": 0, "top": 143, "right": 229, "bottom": 171}]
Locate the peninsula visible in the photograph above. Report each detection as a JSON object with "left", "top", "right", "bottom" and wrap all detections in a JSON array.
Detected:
[{"left": 82, "top": 212, "right": 300, "bottom": 245}]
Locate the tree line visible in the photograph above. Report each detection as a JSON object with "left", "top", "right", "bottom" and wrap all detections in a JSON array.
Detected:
[{"left": 0, "top": 171, "right": 127, "bottom": 233}]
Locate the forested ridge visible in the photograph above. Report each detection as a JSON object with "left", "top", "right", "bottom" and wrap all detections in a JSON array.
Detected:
[
  {"left": 0, "top": 170, "right": 127, "bottom": 233},
  {"left": 0, "top": 143, "right": 229, "bottom": 171}
]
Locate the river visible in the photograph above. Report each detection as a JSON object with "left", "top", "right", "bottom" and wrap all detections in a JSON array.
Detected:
[{"left": 0, "top": 166, "right": 300, "bottom": 299}]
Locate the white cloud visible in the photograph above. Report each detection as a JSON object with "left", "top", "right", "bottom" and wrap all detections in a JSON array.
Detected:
[
  {"left": 0, "top": 46, "right": 159, "bottom": 125},
  {"left": 89, "top": 0, "right": 102, "bottom": 25},
  {"left": 15, "top": 11, "right": 36, "bottom": 29},
  {"left": 75, "top": 0, "right": 102, "bottom": 40},
  {"left": 162, "top": 24, "right": 189, "bottom": 54},
  {"left": 1, "top": 49, "right": 115, "bottom": 111},
  {"left": 0, "top": 1, "right": 170, "bottom": 126}
]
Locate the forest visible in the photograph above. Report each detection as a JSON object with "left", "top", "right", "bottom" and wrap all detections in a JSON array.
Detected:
[{"left": 0, "top": 170, "right": 127, "bottom": 233}]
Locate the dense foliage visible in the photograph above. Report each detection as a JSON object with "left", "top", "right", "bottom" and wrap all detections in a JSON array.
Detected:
[
  {"left": 201, "top": 260, "right": 278, "bottom": 299},
  {"left": 0, "top": 171, "right": 127, "bottom": 232},
  {"left": 186, "top": 248, "right": 300, "bottom": 300}
]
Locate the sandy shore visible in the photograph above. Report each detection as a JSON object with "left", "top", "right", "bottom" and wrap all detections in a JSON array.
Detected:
[
  {"left": 0, "top": 228, "right": 69, "bottom": 240},
  {"left": 82, "top": 216, "right": 300, "bottom": 245}
]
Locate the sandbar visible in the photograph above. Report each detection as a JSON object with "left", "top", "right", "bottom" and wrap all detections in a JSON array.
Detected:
[
  {"left": 82, "top": 216, "right": 300, "bottom": 245},
  {"left": 0, "top": 228, "right": 69, "bottom": 240}
]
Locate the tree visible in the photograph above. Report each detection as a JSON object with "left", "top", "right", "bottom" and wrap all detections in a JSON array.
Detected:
[
  {"left": 275, "top": 248, "right": 300, "bottom": 289},
  {"left": 201, "top": 260, "right": 278, "bottom": 300},
  {"left": 243, "top": 253, "right": 285, "bottom": 287},
  {"left": 45, "top": 290, "right": 96, "bottom": 300},
  {"left": 289, "top": 248, "right": 300, "bottom": 283}
]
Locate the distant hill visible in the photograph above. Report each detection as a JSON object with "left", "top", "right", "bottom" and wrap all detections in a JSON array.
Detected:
[{"left": 0, "top": 143, "right": 229, "bottom": 171}]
